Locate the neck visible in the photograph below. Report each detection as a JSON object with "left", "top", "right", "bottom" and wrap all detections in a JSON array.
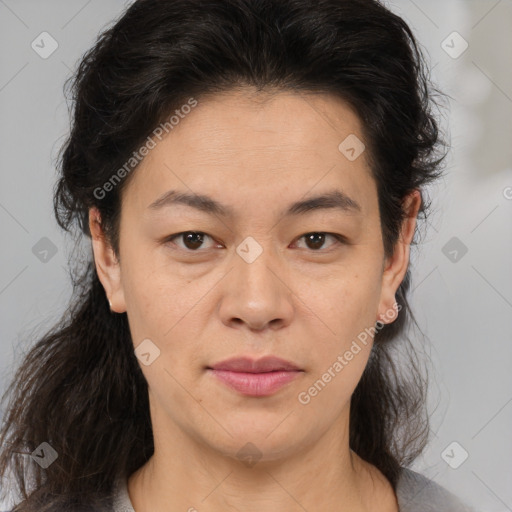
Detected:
[{"left": 127, "top": 405, "right": 398, "bottom": 512}]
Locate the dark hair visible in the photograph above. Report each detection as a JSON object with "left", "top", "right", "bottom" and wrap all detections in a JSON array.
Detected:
[{"left": 0, "top": 0, "right": 446, "bottom": 509}]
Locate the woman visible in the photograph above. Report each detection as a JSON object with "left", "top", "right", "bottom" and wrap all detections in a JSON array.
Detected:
[{"left": 0, "top": 0, "right": 474, "bottom": 510}]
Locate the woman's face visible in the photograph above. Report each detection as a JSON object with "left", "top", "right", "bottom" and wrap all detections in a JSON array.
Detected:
[{"left": 91, "top": 88, "right": 417, "bottom": 463}]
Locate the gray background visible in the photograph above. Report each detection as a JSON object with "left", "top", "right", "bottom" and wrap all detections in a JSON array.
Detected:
[{"left": 0, "top": 0, "right": 511, "bottom": 510}]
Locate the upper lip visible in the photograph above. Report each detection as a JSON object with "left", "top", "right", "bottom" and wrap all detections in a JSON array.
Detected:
[{"left": 208, "top": 356, "right": 302, "bottom": 373}]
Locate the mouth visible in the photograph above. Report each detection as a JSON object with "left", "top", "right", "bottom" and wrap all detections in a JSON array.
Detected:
[{"left": 206, "top": 355, "right": 304, "bottom": 397}]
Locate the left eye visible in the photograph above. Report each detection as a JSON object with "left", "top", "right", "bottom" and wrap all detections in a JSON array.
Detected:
[
  {"left": 294, "top": 232, "right": 345, "bottom": 251},
  {"left": 165, "top": 231, "right": 345, "bottom": 252}
]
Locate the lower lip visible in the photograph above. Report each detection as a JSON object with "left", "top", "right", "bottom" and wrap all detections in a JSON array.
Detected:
[{"left": 208, "top": 369, "right": 302, "bottom": 397}]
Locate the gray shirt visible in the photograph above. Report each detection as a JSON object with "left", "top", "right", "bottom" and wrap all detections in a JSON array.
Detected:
[{"left": 111, "top": 468, "right": 475, "bottom": 511}]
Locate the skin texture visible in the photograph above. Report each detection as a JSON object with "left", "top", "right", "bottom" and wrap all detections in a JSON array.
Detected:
[{"left": 89, "top": 87, "right": 421, "bottom": 512}]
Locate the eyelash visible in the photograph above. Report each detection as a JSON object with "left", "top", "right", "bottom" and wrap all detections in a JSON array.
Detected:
[{"left": 164, "top": 231, "right": 348, "bottom": 253}]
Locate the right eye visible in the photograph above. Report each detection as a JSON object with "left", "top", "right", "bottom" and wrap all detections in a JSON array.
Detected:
[{"left": 165, "top": 231, "right": 219, "bottom": 251}]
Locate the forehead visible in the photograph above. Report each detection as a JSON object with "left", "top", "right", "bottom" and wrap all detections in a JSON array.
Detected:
[{"left": 121, "top": 88, "right": 377, "bottom": 220}]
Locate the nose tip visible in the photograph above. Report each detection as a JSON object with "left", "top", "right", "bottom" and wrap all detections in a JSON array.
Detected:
[{"left": 220, "top": 264, "right": 293, "bottom": 333}]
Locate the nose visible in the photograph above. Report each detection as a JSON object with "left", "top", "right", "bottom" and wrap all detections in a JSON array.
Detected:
[{"left": 218, "top": 244, "right": 294, "bottom": 332}]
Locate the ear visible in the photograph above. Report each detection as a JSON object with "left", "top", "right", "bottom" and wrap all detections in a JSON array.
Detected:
[
  {"left": 376, "top": 189, "right": 421, "bottom": 324},
  {"left": 89, "top": 207, "right": 127, "bottom": 313}
]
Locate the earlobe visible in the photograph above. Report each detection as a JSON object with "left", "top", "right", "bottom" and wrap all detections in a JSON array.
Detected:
[
  {"left": 88, "top": 207, "right": 127, "bottom": 313},
  {"left": 376, "top": 190, "right": 421, "bottom": 324}
]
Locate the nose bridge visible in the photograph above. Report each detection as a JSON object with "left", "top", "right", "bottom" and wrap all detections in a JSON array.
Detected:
[
  {"left": 219, "top": 233, "right": 293, "bottom": 330},
  {"left": 234, "top": 233, "right": 282, "bottom": 295}
]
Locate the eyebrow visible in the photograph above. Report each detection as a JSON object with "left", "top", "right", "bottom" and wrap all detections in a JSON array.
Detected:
[{"left": 147, "top": 189, "right": 362, "bottom": 218}]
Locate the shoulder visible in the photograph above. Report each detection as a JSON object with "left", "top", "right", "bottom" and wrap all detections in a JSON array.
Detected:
[
  {"left": 110, "top": 476, "right": 135, "bottom": 512},
  {"left": 2, "top": 490, "right": 114, "bottom": 512},
  {"left": 396, "top": 467, "right": 476, "bottom": 512},
  {"left": 1, "top": 478, "right": 127, "bottom": 512}
]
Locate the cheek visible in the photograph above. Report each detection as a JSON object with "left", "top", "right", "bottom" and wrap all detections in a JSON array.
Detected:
[
  {"left": 121, "top": 252, "right": 213, "bottom": 379},
  {"left": 297, "top": 336, "right": 372, "bottom": 430},
  {"left": 297, "top": 274, "right": 378, "bottom": 401},
  {"left": 119, "top": 243, "right": 181, "bottom": 343},
  {"left": 310, "top": 270, "right": 382, "bottom": 333},
  {"left": 297, "top": 272, "right": 381, "bottom": 392}
]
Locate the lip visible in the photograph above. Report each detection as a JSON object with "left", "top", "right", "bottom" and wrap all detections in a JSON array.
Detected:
[
  {"left": 209, "top": 355, "right": 302, "bottom": 373},
  {"left": 206, "top": 356, "right": 304, "bottom": 397}
]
